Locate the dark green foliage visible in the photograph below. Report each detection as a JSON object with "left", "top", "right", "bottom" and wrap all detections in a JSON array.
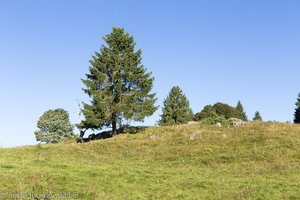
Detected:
[
  {"left": 213, "top": 102, "right": 240, "bottom": 119},
  {"left": 79, "top": 27, "right": 157, "bottom": 135},
  {"left": 158, "top": 86, "right": 193, "bottom": 126},
  {"left": 253, "top": 111, "right": 262, "bottom": 121},
  {"left": 202, "top": 112, "right": 228, "bottom": 125},
  {"left": 195, "top": 102, "right": 241, "bottom": 121},
  {"left": 34, "top": 109, "right": 74, "bottom": 143},
  {"left": 236, "top": 100, "right": 248, "bottom": 121},
  {"left": 194, "top": 105, "right": 216, "bottom": 121},
  {"left": 294, "top": 93, "right": 300, "bottom": 123}
]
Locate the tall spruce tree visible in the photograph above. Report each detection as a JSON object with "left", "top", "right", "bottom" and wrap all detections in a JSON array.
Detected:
[
  {"left": 159, "top": 86, "right": 193, "bottom": 126},
  {"left": 253, "top": 111, "right": 262, "bottom": 121},
  {"left": 294, "top": 93, "right": 300, "bottom": 123},
  {"left": 78, "top": 27, "right": 157, "bottom": 137},
  {"left": 236, "top": 100, "right": 248, "bottom": 121}
]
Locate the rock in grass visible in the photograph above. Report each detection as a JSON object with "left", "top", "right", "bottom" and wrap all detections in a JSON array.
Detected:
[
  {"left": 149, "top": 134, "right": 159, "bottom": 139},
  {"left": 189, "top": 133, "right": 197, "bottom": 140},
  {"left": 216, "top": 122, "right": 222, "bottom": 127},
  {"left": 229, "top": 118, "right": 245, "bottom": 126}
]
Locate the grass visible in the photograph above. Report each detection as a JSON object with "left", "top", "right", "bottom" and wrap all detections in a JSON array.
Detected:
[{"left": 0, "top": 122, "right": 300, "bottom": 199}]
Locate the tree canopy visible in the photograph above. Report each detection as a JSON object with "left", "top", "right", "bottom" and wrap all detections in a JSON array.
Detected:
[
  {"left": 194, "top": 105, "right": 216, "bottom": 121},
  {"left": 294, "top": 93, "right": 300, "bottom": 123},
  {"left": 158, "top": 86, "right": 193, "bottom": 126},
  {"left": 34, "top": 109, "right": 74, "bottom": 143},
  {"left": 78, "top": 27, "right": 157, "bottom": 137},
  {"left": 253, "top": 111, "right": 262, "bottom": 121},
  {"left": 194, "top": 102, "right": 242, "bottom": 121},
  {"left": 236, "top": 100, "right": 248, "bottom": 121}
]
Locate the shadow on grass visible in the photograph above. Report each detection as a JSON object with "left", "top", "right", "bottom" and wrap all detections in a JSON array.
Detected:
[{"left": 78, "top": 125, "right": 148, "bottom": 143}]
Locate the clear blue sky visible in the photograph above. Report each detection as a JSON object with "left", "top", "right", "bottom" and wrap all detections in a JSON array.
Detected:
[{"left": 1, "top": 0, "right": 299, "bottom": 147}]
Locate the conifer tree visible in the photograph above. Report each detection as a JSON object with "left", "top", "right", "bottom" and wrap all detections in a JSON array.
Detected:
[
  {"left": 253, "top": 111, "right": 262, "bottom": 121},
  {"left": 159, "top": 86, "right": 193, "bottom": 126},
  {"left": 236, "top": 100, "right": 248, "bottom": 121},
  {"left": 294, "top": 93, "right": 300, "bottom": 123},
  {"left": 78, "top": 27, "right": 157, "bottom": 137}
]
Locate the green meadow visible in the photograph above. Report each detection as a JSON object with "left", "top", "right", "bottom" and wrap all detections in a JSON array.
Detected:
[{"left": 1, "top": 122, "right": 300, "bottom": 199}]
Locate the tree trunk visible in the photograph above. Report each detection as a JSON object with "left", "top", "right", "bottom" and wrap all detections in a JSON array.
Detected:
[
  {"left": 112, "top": 113, "right": 117, "bottom": 136},
  {"left": 79, "top": 129, "right": 87, "bottom": 143}
]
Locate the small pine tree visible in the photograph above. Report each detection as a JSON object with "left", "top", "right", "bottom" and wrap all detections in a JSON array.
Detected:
[
  {"left": 236, "top": 100, "right": 248, "bottom": 121},
  {"left": 294, "top": 93, "right": 300, "bottom": 123},
  {"left": 34, "top": 109, "right": 74, "bottom": 143},
  {"left": 159, "top": 86, "right": 193, "bottom": 126},
  {"left": 253, "top": 111, "right": 262, "bottom": 121}
]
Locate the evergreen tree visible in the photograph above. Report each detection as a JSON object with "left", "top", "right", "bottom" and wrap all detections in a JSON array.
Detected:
[
  {"left": 253, "top": 111, "right": 262, "bottom": 121},
  {"left": 34, "top": 109, "right": 74, "bottom": 143},
  {"left": 236, "top": 100, "right": 248, "bottom": 121},
  {"left": 294, "top": 93, "right": 300, "bottom": 123},
  {"left": 159, "top": 86, "right": 193, "bottom": 126},
  {"left": 78, "top": 27, "right": 157, "bottom": 137}
]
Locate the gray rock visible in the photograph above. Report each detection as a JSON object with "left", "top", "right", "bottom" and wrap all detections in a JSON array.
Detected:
[
  {"left": 229, "top": 118, "right": 245, "bottom": 126},
  {"left": 216, "top": 122, "right": 222, "bottom": 127},
  {"left": 187, "top": 121, "right": 198, "bottom": 125},
  {"left": 149, "top": 134, "right": 159, "bottom": 139},
  {"left": 189, "top": 133, "right": 197, "bottom": 140}
]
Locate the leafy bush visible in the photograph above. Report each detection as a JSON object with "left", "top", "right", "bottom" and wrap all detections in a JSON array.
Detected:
[
  {"left": 213, "top": 102, "right": 240, "bottom": 119},
  {"left": 202, "top": 112, "right": 228, "bottom": 125},
  {"left": 34, "top": 109, "right": 75, "bottom": 143},
  {"left": 195, "top": 102, "right": 242, "bottom": 122},
  {"left": 194, "top": 105, "right": 215, "bottom": 121}
]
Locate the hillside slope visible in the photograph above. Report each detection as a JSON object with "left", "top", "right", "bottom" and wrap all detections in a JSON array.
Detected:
[{"left": 0, "top": 122, "right": 300, "bottom": 199}]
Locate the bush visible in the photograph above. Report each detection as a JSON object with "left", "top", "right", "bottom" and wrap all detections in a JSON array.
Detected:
[
  {"left": 195, "top": 102, "right": 242, "bottom": 122},
  {"left": 213, "top": 102, "right": 240, "bottom": 119},
  {"left": 194, "top": 105, "right": 215, "bottom": 121},
  {"left": 202, "top": 112, "right": 228, "bottom": 125},
  {"left": 34, "top": 109, "right": 75, "bottom": 143}
]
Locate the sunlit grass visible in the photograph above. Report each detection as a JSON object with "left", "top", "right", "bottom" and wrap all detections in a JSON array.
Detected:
[{"left": 0, "top": 122, "right": 300, "bottom": 199}]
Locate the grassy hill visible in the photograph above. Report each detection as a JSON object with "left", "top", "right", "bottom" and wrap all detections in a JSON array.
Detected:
[{"left": 1, "top": 122, "right": 300, "bottom": 199}]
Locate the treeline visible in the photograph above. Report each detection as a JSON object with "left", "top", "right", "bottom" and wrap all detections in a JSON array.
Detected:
[
  {"left": 34, "top": 27, "right": 300, "bottom": 144},
  {"left": 158, "top": 87, "right": 262, "bottom": 126}
]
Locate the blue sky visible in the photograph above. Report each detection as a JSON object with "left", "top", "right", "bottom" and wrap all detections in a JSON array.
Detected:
[{"left": 0, "top": 0, "right": 299, "bottom": 147}]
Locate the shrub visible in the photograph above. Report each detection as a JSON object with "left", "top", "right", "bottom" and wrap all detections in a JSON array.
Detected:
[
  {"left": 202, "top": 112, "right": 228, "bottom": 125},
  {"left": 34, "top": 109, "right": 75, "bottom": 143},
  {"left": 195, "top": 102, "right": 241, "bottom": 122}
]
